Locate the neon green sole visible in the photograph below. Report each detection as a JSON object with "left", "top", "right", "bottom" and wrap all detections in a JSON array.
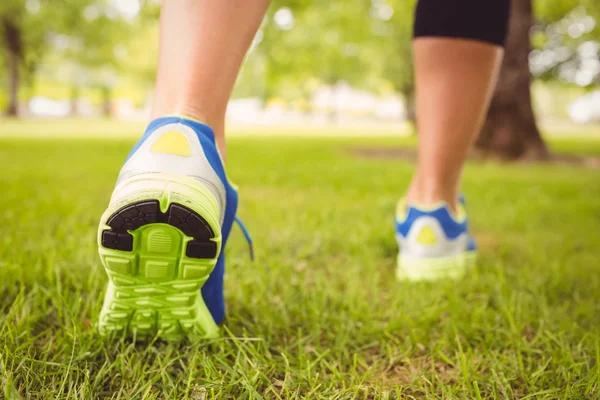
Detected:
[
  {"left": 396, "top": 251, "right": 477, "bottom": 282},
  {"left": 97, "top": 173, "right": 222, "bottom": 340}
]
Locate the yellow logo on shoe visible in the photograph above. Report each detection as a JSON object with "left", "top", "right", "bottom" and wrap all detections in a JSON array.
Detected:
[
  {"left": 416, "top": 226, "right": 437, "bottom": 245},
  {"left": 151, "top": 131, "right": 191, "bottom": 156}
]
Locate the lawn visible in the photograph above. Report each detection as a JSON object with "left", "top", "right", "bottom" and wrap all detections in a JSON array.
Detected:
[{"left": 1, "top": 121, "right": 599, "bottom": 399}]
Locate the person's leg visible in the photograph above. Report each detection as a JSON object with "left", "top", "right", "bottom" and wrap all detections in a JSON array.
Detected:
[
  {"left": 97, "top": 0, "right": 269, "bottom": 338},
  {"left": 151, "top": 0, "right": 270, "bottom": 157},
  {"left": 395, "top": 0, "right": 510, "bottom": 281},
  {"left": 406, "top": 0, "right": 509, "bottom": 212}
]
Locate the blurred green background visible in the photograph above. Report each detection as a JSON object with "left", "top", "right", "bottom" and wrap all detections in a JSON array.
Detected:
[{"left": 1, "top": 0, "right": 599, "bottom": 151}]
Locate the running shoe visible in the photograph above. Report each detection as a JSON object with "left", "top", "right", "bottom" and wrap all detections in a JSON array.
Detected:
[
  {"left": 96, "top": 116, "right": 248, "bottom": 339},
  {"left": 395, "top": 197, "right": 476, "bottom": 281}
]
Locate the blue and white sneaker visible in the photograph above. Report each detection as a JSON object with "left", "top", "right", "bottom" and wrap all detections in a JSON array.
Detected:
[
  {"left": 96, "top": 116, "right": 249, "bottom": 339},
  {"left": 395, "top": 197, "right": 477, "bottom": 281}
]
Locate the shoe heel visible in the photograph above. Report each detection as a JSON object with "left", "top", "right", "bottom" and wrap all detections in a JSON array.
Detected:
[
  {"left": 97, "top": 173, "right": 222, "bottom": 340},
  {"left": 396, "top": 253, "right": 474, "bottom": 282}
]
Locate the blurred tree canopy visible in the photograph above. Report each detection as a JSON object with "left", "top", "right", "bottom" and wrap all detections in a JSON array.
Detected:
[
  {"left": 1, "top": 0, "right": 599, "bottom": 157},
  {"left": 533, "top": 0, "right": 600, "bottom": 88},
  {"left": 0, "top": 0, "right": 133, "bottom": 116}
]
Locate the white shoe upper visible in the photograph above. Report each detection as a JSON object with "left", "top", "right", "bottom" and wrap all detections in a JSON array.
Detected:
[{"left": 114, "top": 122, "right": 227, "bottom": 223}]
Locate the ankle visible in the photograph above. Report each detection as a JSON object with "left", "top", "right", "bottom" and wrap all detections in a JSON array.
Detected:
[{"left": 405, "top": 182, "right": 459, "bottom": 212}]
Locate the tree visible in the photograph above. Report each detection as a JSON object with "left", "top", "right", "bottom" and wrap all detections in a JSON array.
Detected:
[
  {"left": 378, "top": 0, "right": 417, "bottom": 123},
  {"left": 1, "top": 9, "right": 21, "bottom": 116},
  {"left": 477, "top": 0, "right": 548, "bottom": 159},
  {"left": 477, "top": 0, "right": 600, "bottom": 159},
  {"left": 0, "top": 0, "right": 128, "bottom": 117},
  {"left": 250, "top": 0, "right": 383, "bottom": 114},
  {"left": 63, "top": 7, "right": 131, "bottom": 117}
]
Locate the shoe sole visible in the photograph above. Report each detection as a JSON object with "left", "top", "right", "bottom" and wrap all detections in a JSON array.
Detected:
[
  {"left": 97, "top": 173, "right": 222, "bottom": 340},
  {"left": 396, "top": 251, "right": 477, "bottom": 281}
]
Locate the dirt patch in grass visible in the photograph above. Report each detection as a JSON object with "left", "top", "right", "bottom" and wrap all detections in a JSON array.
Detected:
[
  {"left": 350, "top": 147, "right": 600, "bottom": 169},
  {"left": 372, "top": 356, "right": 460, "bottom": 393},
  {"left": 361, "top": 344, "right": 459, "bottom": 390}
]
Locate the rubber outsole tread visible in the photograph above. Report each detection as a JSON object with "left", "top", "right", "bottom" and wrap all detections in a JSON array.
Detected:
[
  {"left": 396, "top": 251, "right": 477, "bottom": 281},
  {"left": 98, "top": 197, "right": 221, "bottom": 340},
  {"left": 101, "top": 200, "right": 217, "bottom": 259}
]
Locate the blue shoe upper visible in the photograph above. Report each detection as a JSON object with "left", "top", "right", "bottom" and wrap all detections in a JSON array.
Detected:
[
  {"left": 395, "top": 200, "right": 477, "bottom": 252},
  {"left": 458, "top": 196, "right": 477, "bottom": 252},
  {"left": 131, "top": 116, "right": 239, "bottom": 324},
  {"left": 395, "top": 205, "right": 468, "bottom": 239}
]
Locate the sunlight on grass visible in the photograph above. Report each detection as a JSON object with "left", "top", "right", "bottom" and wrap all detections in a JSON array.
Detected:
[
  {"left": 0, "top": 118, "right": 414, "bottom": 139},
  {"left": 0, "top": 120, "right": 599, "bottom": 398}
]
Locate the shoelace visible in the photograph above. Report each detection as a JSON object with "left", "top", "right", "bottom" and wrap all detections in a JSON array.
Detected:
[{"left": 234, "top": 216, "right": 254, "bottom": 261}]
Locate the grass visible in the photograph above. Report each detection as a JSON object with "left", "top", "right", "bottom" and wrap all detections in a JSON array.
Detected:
[{"left": 1, "top": 121, "right": 599, "bottom": 399}]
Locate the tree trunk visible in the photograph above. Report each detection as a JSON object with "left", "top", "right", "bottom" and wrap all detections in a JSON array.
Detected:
[
  {"left": 403, "top": 85, "right": 416, "bottom": 126},
  {"left": 70, "top": 86, "right": 80, "bottom": 116},
  {"left": 476, "top": 0, "right": 548, "bottom": 160},
  {"left": 5, "top": 51, "right": 19, "bottom": 116},
  {"left": 101, "top": 87, "right": 113, "bottom": 117},
  {"left": 2, "top": 18, "right": 22, "bottom": 117}
]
